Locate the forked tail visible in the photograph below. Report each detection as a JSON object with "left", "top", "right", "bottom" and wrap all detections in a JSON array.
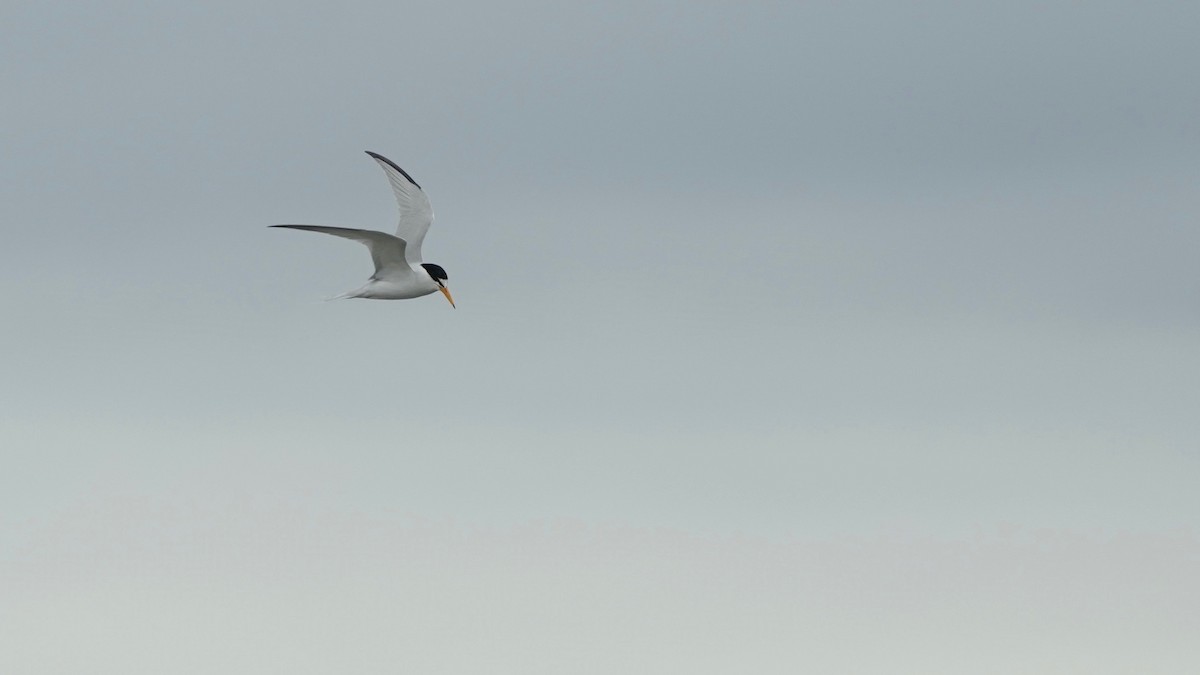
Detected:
[{"left": 325, "top": 287, "right": 364, "bottom": 301}]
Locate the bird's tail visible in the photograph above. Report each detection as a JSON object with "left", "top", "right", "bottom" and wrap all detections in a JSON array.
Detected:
[{"left": 325, "top": 288, "right": 363, "bottom": 301}]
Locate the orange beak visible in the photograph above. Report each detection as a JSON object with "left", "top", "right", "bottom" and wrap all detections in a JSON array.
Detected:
[{"left": 438, "top": 285, "right": 456, "bottom": 308}]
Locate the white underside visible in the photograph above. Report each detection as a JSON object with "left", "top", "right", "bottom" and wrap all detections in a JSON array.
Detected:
[{"left": 340, "top": 275, "right": 440, "bottom": 300}]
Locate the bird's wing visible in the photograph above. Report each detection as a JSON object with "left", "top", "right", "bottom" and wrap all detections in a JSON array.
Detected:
[
  {"left": 270, "top": 225, "right": 413, "bottom": 281},
  {"left": 365, "top": 151, "right": 434, "bottom": 265}
]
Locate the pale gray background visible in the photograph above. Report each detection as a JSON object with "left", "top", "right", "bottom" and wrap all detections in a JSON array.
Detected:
[{"left": 2, "top": 1, "right": 1198, "bottom": 672}]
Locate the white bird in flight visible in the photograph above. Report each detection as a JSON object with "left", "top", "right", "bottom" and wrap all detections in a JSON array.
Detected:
[{"left": 271, "top": 151, "right": 455, "bottom": 307}]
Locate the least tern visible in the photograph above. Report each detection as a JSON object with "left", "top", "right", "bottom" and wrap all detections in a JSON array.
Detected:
[{"left": 272, "top": 151, "right": 455, "bottom": 307}]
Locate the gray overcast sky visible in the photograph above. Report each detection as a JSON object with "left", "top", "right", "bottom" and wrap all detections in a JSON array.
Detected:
[{"left": 3, "top": 1, "right": 1198, "bottom": 672}]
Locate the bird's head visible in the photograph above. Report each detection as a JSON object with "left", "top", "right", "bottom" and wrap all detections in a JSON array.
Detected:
[{"left": 421, "top": 263, "right": 455, "bottom": 308}]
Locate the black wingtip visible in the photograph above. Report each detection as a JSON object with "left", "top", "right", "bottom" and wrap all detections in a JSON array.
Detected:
[{"left": 365, "top": 150, "right": 422, "bottom": 189}]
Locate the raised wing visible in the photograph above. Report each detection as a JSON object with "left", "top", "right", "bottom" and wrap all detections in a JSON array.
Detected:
[
  {"left": 365, "top": 151, "right": 434, "bottom": 264},
  {"left": 270, "top": 225, "right": 413, "bottom": 281}
]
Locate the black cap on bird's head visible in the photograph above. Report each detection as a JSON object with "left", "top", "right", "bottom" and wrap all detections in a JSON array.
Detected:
[{"left": 421, "top": 263, "right": 455, "bottom": 307}]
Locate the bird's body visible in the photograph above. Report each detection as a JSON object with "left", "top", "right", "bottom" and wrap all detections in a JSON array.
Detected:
[
  {"left": 272, "top": 151, "right": 455, "bottom": 307},
  {"left": 341, "top": 270, "right": 441, "bottom": 301}
]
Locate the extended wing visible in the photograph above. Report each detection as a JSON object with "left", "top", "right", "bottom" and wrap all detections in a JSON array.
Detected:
[
  {"left": 270, "top": 225, "right": 413, "bottom": 281},
  {"left": 365, "top": 151, "right": 434, "bottom": 265}
]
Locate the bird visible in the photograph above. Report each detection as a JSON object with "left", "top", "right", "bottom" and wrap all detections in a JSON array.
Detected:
[{"left": 271, "top": 151, "right": 455, "bottom": 307}]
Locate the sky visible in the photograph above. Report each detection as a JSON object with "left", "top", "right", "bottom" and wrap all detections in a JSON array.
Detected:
[{"left": 2, "top": 0, "right": 1199, "bottom": 672}]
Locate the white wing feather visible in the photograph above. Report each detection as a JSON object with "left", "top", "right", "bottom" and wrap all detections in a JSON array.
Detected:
[
  {"left": 365, "top": 151, "right": 434, "bottom": 264},
  {"left": 269, "top": 225, "right": 414, "bottom": 281}
]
